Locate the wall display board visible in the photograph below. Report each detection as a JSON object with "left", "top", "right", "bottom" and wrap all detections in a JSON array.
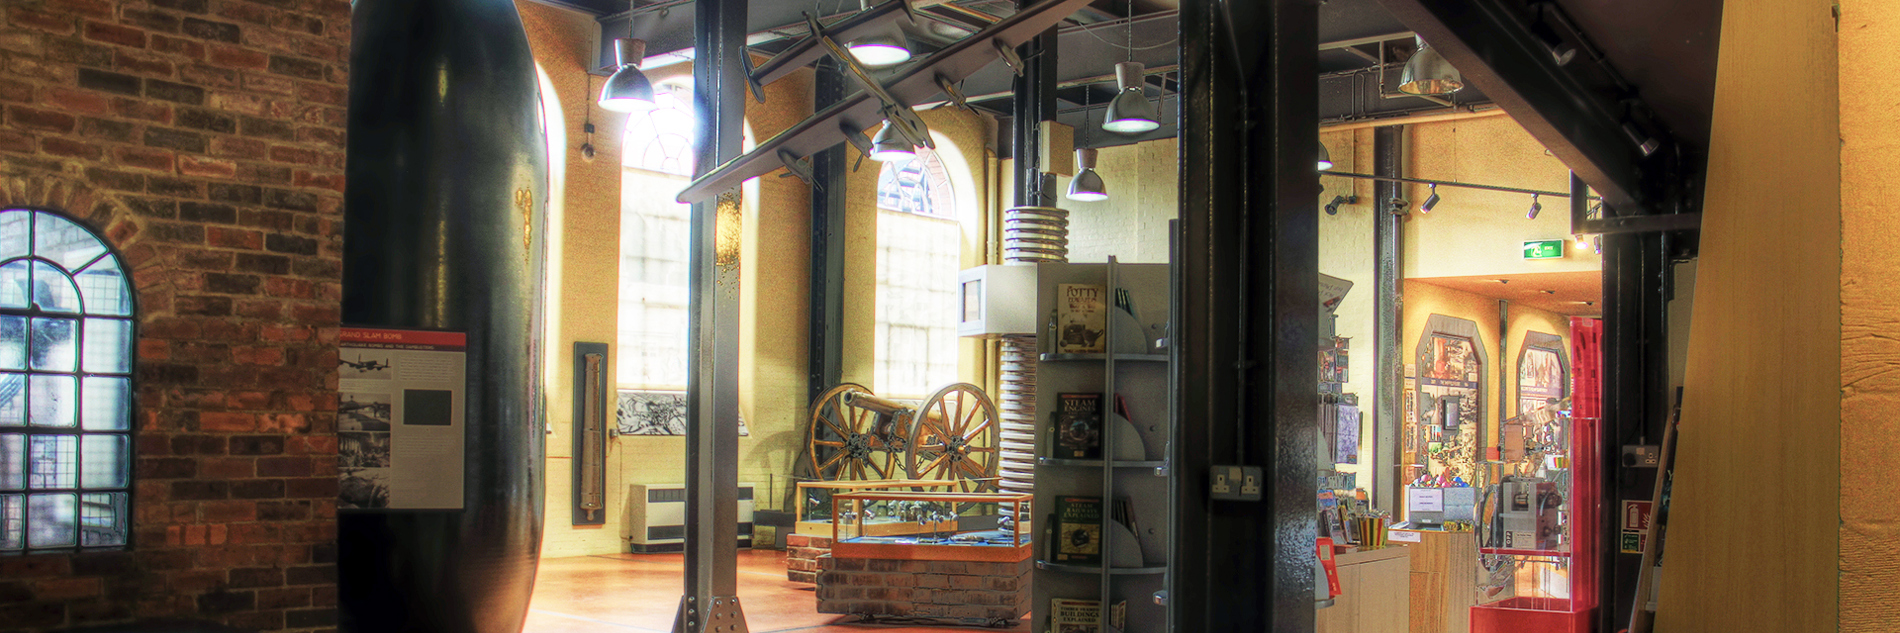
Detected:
[
  {"left": 1409, "top": 315, "right": 1488, "bottom": 485},
  {"left": 338, "top": 328, "right": 467, "bottom": 510}
]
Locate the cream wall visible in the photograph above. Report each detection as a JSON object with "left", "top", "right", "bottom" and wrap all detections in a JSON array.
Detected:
[
  {"left": 1839, "top": 1, "right": 1900, "bottom": 628},
  {"left": 1657, "top": 0, "right": 1841, "bottom": 629},
  {"left": 1403, "top": 115, "right": 1602, "bottom": 279},
  {"left": 1319, "top": 129, "right": 1378, "bottom": 491},
  {"left": 1055, "top": 138, "right": 1179, "bottom": 264}
]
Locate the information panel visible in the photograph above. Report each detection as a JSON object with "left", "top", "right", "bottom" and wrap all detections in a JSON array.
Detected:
[{"left": 338, "top": 328, "right": 467, "bottom": 510}]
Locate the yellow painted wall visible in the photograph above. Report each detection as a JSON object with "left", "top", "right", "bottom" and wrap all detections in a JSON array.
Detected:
[
  {"left": 1838, "top": 0, "right": 1900, "bottom": 629},
  {"left": 1403, "top": 115, "right": 1602, "bottom": 279},
  {"left": 1056, "top": 138, "right": 1179, "bottom": 264},
  {"left": 1319, "top": 129, "right": 1378, "bottom": 492},
  {"left": 520, "top": 0, "right": 630, "bottom": 558},
  {"left": 1656, "top": 0, "right": 1841, "bottom": 629},
  {"left": 522, "top": 1, "right": 823, "bottom": 556}
]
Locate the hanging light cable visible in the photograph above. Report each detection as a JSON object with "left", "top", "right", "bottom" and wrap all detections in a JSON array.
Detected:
[
  {"left": 1102, "top": 0, "right": 1158, "bottom": 134},
  {"left": 846, "top": 0, "right": 912, "bottom": 67},
  {"left": 598, "top": 34, "right": 656, "bottom": 112}
]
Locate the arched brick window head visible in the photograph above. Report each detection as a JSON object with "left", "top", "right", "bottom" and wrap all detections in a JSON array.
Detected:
[{"left": 0, "top": 207, "right": 136, "bottom": 552}]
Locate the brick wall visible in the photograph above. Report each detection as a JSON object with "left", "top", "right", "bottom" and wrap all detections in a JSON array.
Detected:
[
  {"left": 816, "top": 556, "right": 1030, "bottom": 623},
  {"left": 0, "top": 0, "right": 348, "bottom": 630}
]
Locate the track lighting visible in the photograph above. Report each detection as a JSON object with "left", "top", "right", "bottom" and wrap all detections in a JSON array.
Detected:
[
  {"left": 1575, "top": 234, "right": 1589, "bottom": 250},
  {"left": 1398, "top": 36, "right": 1464, "bottom": 96},
  {"left": 1067, "top": 149, "right": 1108, "bottom": 202},
  {"left": 1527, "top": 194, "right": 1542, "bottom": 219},
  {"left": 870, "top": 123, "right": 915, "bottom": 162},
  {"left": 1323, "top": 195, "right": 1355, "bottom": 216},
  {"left": 598, "top": 38, "right": 656, "bottom": 112},
  {"left": 1103, "top": 62, "right": 1160, "bottom": 134},
  {"left": 1318, "top": 143, "right": 1333, "bottom": 171},
  {"left": 846, "top": 0, "right": 911, "bottom": 66},
  {"left": 1420, "top": 183, "right": 1440, "bottom": 212}
]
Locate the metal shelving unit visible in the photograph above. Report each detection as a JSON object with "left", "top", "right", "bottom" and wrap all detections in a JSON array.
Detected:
[{"left": 1030, "top": 258, "right": 1172, "bottom": 633}]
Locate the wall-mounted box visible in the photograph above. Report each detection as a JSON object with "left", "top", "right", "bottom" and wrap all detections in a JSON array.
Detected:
[{"left": 958, "top": 265, "right": 1040, "bottom": 338}]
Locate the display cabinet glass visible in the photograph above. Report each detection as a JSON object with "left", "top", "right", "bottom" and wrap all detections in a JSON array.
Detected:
[
  {"left": 794, "top": 479, "right": 956, "bottom": 536},
  {"left": 831, "top": 490, "right": 1033, "bottom": 562}
]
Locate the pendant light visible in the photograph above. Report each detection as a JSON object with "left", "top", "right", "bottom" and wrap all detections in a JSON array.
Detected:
[
  {"left": 870, "top": 122, "right": 915, "bottom": 161},
  {"left": 847, "top": 0, "right": 912, "bottom": 67},
  {"left": 599, "top": 37, "right": 656, "bottom": 112},
  {"left": 1398, "top": 36, "right": 1464, "bottom": 96},
  {"left": 1103, "top": 62, "right": 1159, "bottom": 133},
  {"left": 1068, "top": 148, "right": 1107, "bottom": 202},
  {"left": 1317, "top": 143, "right": 1334, "bottom": 171}
]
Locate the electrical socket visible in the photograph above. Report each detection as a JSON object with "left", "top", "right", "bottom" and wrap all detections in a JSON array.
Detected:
[
  {"left": 1211, "top": 465, "right": 1263, "bottom": 501},
  {"left": 1622, "top": 445, "right": 1662, "bottom": 468}
]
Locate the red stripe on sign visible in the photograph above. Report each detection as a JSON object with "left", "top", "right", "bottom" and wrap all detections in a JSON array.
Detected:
[{"left": 341, "top": 328, "right": 467, "bottom": 347}]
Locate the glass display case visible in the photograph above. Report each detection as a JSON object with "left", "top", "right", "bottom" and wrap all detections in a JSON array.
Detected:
[
  {"left": 831, "top": 490, "right": 1033, "bottom": 562},
  {"left": 794, "top": 479, "right": 957, "bottom": 536}
]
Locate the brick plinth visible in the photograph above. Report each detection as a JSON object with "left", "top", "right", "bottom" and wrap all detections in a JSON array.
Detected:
[
  {"left": 785, "top": 533, "right": 830, "bottom": 584},
  {"left": 815, "top": 555, "right": 1031, "bottom": 624}
]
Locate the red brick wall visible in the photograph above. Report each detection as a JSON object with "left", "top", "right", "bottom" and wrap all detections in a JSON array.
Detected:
[
  {"left": 0, "top": 0, "right": 348, "bottom": 630},
  {"left": 816, "top": 556, "right": 1031, "bottom": 623}
]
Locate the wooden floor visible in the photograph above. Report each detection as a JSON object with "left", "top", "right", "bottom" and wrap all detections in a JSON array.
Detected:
[{"left": 523, "top": 549, "right": 1028, "bottom": 633}]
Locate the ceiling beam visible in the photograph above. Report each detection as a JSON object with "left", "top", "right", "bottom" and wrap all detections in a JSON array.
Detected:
[{"left": 1374, "top": 0, "right": 1695, "bottom": 215}]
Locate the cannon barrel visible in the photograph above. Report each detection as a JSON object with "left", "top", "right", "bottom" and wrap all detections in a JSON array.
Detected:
[{"left": 842, "top": 392, "right": 916, "bottom": 416}]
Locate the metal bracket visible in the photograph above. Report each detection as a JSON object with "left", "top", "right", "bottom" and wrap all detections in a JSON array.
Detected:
[{"left": 674, "top": 595, "right": 751, "bottom": 633}]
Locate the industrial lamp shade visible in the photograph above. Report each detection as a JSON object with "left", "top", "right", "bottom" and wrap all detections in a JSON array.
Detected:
[
  {"left": 1317, "top": 143, "right": 1333, "bottom": 171},
  {"left": 1067, "top": 148, "right": 1108, "bottom": 202},
  {"left": 1398, "top": 36, "right": 1464, "bottom": 96},
  {"left": 1102, "top": 62, "right": 1160, "bottom": 134},
  {"left": 599, "top": 38, "right": 656, "bottom": 112},
  {"left": 848, "top": 22, "right": 912, "bottom": 67},
  {"left": 870, "top": 123, "right": 916, "bottom": 162}
]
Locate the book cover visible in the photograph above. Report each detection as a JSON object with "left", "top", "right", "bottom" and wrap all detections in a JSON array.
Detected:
[
  {"left": 1054, "top": 392, "right": 1103, "bottom": 459},
  {"left": 1054, "top": 496, "right": 1103, "bottom": 564},
  {"left": 1056, "top": 283, "right": 1107, "bottom": 354},
  {"left": 1049, "top": 598, "right": 1100, "bottom": 633}
]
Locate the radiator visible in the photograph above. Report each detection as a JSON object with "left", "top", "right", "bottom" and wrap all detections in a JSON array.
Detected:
[{"left": 627, "top": 483, "right": 756, "bottom": 553}]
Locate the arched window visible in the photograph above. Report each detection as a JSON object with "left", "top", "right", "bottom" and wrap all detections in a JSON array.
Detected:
[
  {"left": 0, "top": 208, "right": 134, "bottom": 552},
  {"left": 875, "top": 148, "right": 960, "bottom": 397},
  {"left": 622, "top": 84, "right": 696, "bottom": 176}
]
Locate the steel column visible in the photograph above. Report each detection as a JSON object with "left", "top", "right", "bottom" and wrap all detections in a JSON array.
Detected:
[
  {"left": 806, "top": 58, "right": 847, "bottom": 405},
  {"left": 1372, "top": 125, "right": 1403, "bottom": 511},
  {"left": 676, "top": 0, "right": 748, "bottom": 631},
  {"left": 1171, "top": 0, "right": 1319, "bottom": 630},
  {"left": 1598, "top": 230, "right": 1671, "bottom": 632},
  {"left": 1011, "top": 0, "right": 1056, "bottom": 208}
]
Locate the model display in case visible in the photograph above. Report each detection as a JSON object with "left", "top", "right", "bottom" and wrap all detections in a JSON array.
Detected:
[{"left": 784, "top": 479, "right": 957, "bottom": 583}]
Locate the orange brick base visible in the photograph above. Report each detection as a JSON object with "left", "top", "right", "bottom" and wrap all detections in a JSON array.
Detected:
[
  {"left": 785, "top": 533, "right": 830, "bottom": 584},
  {"left": 815, "top": 556, "right": 1031, "bottom": 624}
]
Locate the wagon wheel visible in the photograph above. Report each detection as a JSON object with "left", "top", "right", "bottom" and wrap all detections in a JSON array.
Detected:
[
  {"left": 806, "top": 383, "right": 899, "bottom": 481},
  {"left": 905, "top": 383, "right": 1001, "bottom": 491}
]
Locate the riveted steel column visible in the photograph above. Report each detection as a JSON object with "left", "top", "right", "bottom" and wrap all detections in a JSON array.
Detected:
[
  {"left": 807, "top": 58, "right": 847, "bottom": 404},
  {"left": 1171, "top": 0, "right": 1319, "bottom": 630},
  {"left": 1372, "top": 125, "right": 1403, "bottom": 511},
  {"left": 675, "top": 0, "right": 749, "bottom": 631},
  {"left": 1599, "top": 230, "right": 1670, "bottom": 632}
]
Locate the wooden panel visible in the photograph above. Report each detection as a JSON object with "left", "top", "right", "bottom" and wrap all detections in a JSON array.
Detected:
[
  {"left": 1655, "top": 0, "right": 1841, "bottom": 631},
  {"left": 1392, "top": 529, "right": 1476, "bottom": 633},
  {"left": 1838, "top": 1, "right": 1900, "bottom": 630},
  {"left": 1318, "top": 548, "right": 1411, "bottom": 633}
]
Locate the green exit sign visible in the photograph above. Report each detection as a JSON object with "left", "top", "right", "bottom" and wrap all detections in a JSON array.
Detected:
[{"left": 1523, "top": 240, "right": 1566, "bottom": 259}]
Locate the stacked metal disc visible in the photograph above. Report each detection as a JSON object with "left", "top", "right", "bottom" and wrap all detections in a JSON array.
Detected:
[
  {"left": 996, "top": 206, "right": 1068, "bottom": 512},
  {"left": 1003, "top": 206, "right": 1069, "bottom": 263}
]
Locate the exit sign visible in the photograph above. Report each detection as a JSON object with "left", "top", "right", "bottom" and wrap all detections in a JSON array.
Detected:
[{"left": 1523, "top": 240, "right": 1565, "bottom": 259}]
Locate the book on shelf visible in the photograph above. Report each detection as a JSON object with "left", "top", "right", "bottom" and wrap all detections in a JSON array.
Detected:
[
  {"left": 1049, "top": 598, "right": 1127, "bottom": 633},
  {"left": 1053, "top": 496, "right": 1103, "bottom": 565},
  {"left": 1053, "top": 392, "right": 1103, "bottom": 459},
  {"left": 1055, "top": 283, "right": 1107, "bottom": 354}
]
